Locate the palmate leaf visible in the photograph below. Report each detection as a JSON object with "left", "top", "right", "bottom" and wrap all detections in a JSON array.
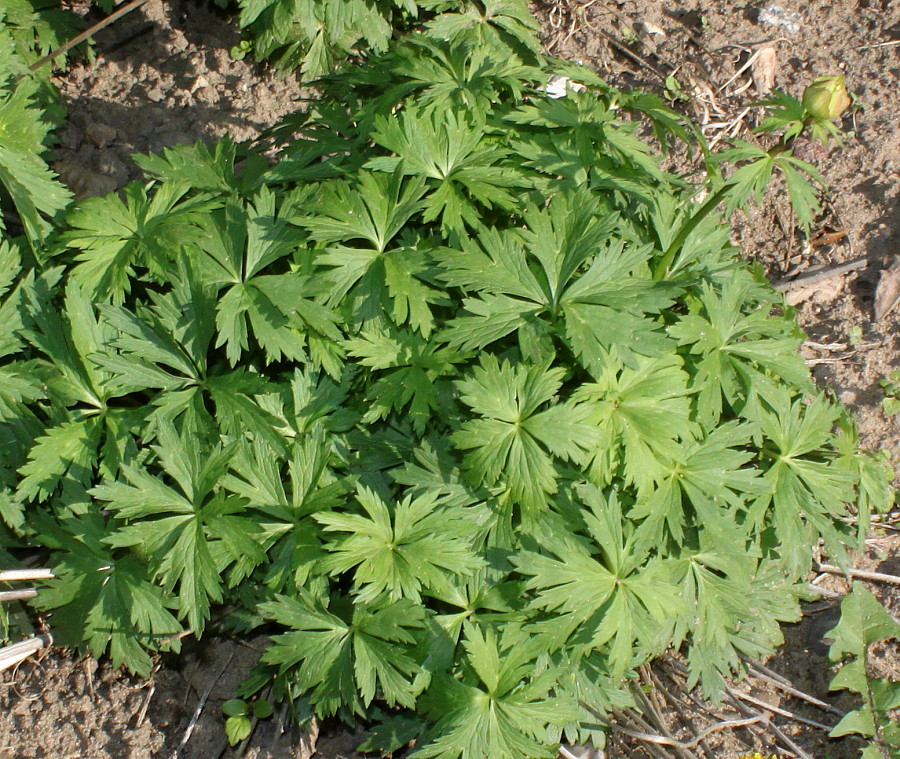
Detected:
[
  {"left": 196, "top": 188, "right": 342, "bottom": 365},
  {"left": 453, "top": 355, "right": 596, "bottom": 517},
  {"left": 298, "top": 170, "right": 426, "bottom": 255},
  {"left": 297, "top": 171, "right": 444, "bottom": 333},
  {"left": 629, "top": 420, "right": 765, "bottom": 548},
  {"left": 368, "top": 106, "right": 523, "bottom": 232},
  {"left": 223, "top": 428, "right": 346, "bottom": 592},
  {"left": 412, "top": 623, "right": 580, "bottom": 759},
  {"left": 93, "top": 423, "right": 265, "bottom": 632},
  {"left": 668, "top": 279, "right": 810, "bottom": 427},
  {"left": 237, "top": 0, "right": 402, "bottom": 78},
  {"left": 343, "top": 325, "right": 464, "bottom": 431},
  {"left": 31, "top": 512, "right": 182, "bottom": 677},
  {"left": 573, "top": 352, "right": 695, "bottom": 496},
  {"left": 390, "top": 37, "right": 540, "bottom": 116},
  {"left": 438, "top": 191, "right": 679, "bottom": 365},
  {"left": 61, "top": 181, "right": 217, "bottom": 303},
  {"left": 261, "top": 590, "right": 425, "bottom": 716},
  {"left": 0, "top": 240, "right": 45, "bottom": 429},
  {"left": 316, "top": 485, "right": 484, "bottom": 603},
  {"left": 17, "top": 279, "right": 140, "bottom": 499},
  {"left": 713, "top": 140, "right": 775, "bottom": 218},
  {"left": 0, "top": 73, "right": 71, "bottom": 243},
  {"left": 92, "top": 277, "right": 284, "bottom": 449},
  {"left": 515, "top": 486, "right": 683, "bottom": 677},
  {"left": 0, "top": 238, "right": 27, "bottom": 357},
  {"left": 132, "top": 137, "right": 253, "bottom": 193},
  {"left": 16, "top": 416, "right": 100, "bottom": 502},
  {"left": 714, "top": 140, "right": 824, "bottom": 233},
  {"left": 505, "top": 94, "right": 665, "bottom": 191},
  {"left": 670, "top": 553, "right": 804, "bottom": 696},
  {"left": 23, "top": 276, "right": 108, "bottom": 410},
  {"left": 423, "top": 0, "right": 541, "bottom": 58},
  {"left": 745, "top": 388, "right": 856, "bottom": 576},
  {"left": 91, "top": 263, "right": 215, "bottom": 398}
]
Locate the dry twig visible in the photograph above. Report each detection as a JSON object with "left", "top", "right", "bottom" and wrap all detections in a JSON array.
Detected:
[
  {"left": 605, "top": 713, "right": 766, "bottom": 750},
  {"left": 743, "top": 659, "right": 846, "bottom": 717},
  {"left": 0, "top": 589, "right": 38, "bottom": 603},
  {"left": 815, "top": 563, "right": 900, "bottom": 587},
  {"left": 0, "top": 635, "right": 52, "bottom": 674},
  {"left": 726, "top": 686, "right": 836, "bottom": 732},
  {"left": 772, "top": 251, "right": 886, "bottom": 292},
  {"left": 170, "top": 651, "right": 234, "bottom": 759}
]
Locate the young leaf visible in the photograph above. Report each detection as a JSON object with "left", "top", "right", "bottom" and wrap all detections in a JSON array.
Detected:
[
  {"left": 412, "top": 623, "right": 580, "bottom": 759},
  {"left": 261, "top": 590, "right": 425, "bottom": 715},
  {"left": 93, "top": 423, "right": 264, "bottom": 632},
  {"left": 453, "top": 355, "right": 596, "bottom": 516},
  {"left": 31, "top": 512, "right": 182, "bottom": 677},
  {"left": 316, "top": 485, "right": 484, "bottom": 603}
]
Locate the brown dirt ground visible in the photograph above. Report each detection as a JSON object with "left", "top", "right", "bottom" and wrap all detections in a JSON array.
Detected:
[{"left": 1, "top": 0, "right": 897, "bottom": 757}]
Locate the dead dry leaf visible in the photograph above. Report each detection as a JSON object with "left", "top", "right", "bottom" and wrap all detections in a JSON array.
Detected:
[
  {"left": 874, "top": 255, "right": 900, "bottom": 321},
  {"left": 752, "top": 46, "right": 778, "bottom": 96},
  {"left": 784, "top": 277, "right": 843, "bottom": 307}
]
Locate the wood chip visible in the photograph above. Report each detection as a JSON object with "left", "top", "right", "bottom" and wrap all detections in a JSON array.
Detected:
[
  {"left": 295, "top": 716, "right": 319, "bottom": 759},
  {"left": 874, "top": 255, "right": 900, "bottom": 321},
  {"left": 751, "top": 46, "right": 778, "bottom": 96},
  {"left": 635, "top": 21, "right": 666, "bottom": 39}
]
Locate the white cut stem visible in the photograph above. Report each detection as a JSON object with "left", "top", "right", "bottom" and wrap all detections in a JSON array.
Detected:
[
  {"left": 0, "top": 589, "right": 38, "bottom": 602},
  {"left": 0, "top": 569, "right": 54, "bottom": 583},
  {"left": 0, "top": 635, "right": 52, "bottom": 673}
]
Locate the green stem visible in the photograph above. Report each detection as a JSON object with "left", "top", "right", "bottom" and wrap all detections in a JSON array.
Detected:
[
  {"left": 654, "top": 182, "right": 731, "bottom": 278},
  {"left": 654, "top": 118, "right": 812, "bottom": 279}
]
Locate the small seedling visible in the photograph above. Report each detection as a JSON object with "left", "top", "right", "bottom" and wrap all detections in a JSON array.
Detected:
[
  {"left": 879, "top": 371, "right": 900, "bottom": 417},
  {"left": 229, "top": 40, "right": 252, "bottom": 61},
  {"left": 222, "top": 698, "right": 274, "bottom": 745},
  {"left": 664, "top": 74, "right": 691, "bottom": 103}
]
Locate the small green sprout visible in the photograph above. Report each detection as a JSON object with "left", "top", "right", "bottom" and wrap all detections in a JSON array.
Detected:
[
  {"left": 879, "top": 370, "right": 900, "bottom": 417},
  {"left": 664, "top": 74, "right": 690, "bottom": 103},
  {"left": 222, "top": 698, "right": 274, "bottom": 745},
  {"left": 230, "top": 40, "right": 252, "bottom": 61}
]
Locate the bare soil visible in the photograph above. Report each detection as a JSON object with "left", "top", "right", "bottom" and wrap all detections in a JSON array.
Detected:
[{"left": 1, "top": 0, "right": 897, "bottom": 757}]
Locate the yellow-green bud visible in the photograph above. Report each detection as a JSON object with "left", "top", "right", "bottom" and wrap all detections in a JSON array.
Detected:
[{"left": 802, "top": 75, "right": 851, "bottom": 121}]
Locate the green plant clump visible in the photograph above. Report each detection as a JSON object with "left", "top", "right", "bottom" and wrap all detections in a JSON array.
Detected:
[
  {"left": 232, "top": 0, "right": 541, "bottom": 79},
  {"left": 0, "top": 6, "right": 895, "bottom": 758},
  {"left": 827, "top": 584, "right": 900, "bottom": 758}
]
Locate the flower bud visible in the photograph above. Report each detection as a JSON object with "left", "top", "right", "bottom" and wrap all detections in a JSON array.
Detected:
[{"left": 802, "top": 75, "right": 851, "bottom": 120}]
